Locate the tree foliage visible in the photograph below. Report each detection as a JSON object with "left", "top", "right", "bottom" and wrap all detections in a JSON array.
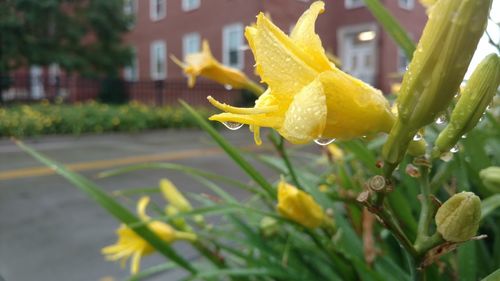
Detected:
[{"left": 0, "top": 0, "right": 133, "bottom": 77}]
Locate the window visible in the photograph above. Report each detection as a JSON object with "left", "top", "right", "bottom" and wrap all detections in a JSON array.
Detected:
[
  {"left": 150, "top": 41, "right": 166, "bottom": 80},
  {"left": 150, "top": 0, "right": 166, "bottom": 21},
  {"left": 182, "top": 33, "right": 201, "bottom": 59},
  {"left": 123, "top": 0, "right": 136, "bottom": 16},
  {"left": 399, "top": 0, "right": 414, "bottom": 9},
  {"left": 48, "top": 63, "right": 60, "bottom": 85},
  {"left": 222, "top": 23, "right": 244, "bottom": 69},
  {"left": 345, "top": 0, "right": 364, "bottom": 9},
  {"left": 124, "top": 48, "right": 139, "bottom": 81},
  {"left": 398, "top": 48, "right": 409, "bottom": 73},
  {"left": 182, "top": 0, "right": 200, "bottom": 11}
]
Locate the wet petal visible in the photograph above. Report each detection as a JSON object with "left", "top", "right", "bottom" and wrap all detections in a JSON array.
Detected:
[
  {"left": 279, "top": 78, "right": 327, "bottom": 144},
  {"left": 245, "top": 13, "right": 318, "bottom": 96},
  {"left": 290, "top": 1, "right": 331, "bottom": 70}
]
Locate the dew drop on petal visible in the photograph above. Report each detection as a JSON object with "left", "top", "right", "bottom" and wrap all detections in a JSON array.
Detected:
[
  {"left": 461, "top": 134, "right": 467, "bottom": 139},
  {"left": 413, "top": 133, "right": 422, "bottom": 141},
  {"left": 224, "top": 84, "right": 233, "bottom": 90},
  {"left": 440, "top": 152, "right": 453, "bottom": 162},
  {"left": 314, "top": 138, "right": 336, "bottom": 146},
  {"left": 450, "top": 145, "right": 459, "bottom": 153},
  {"left": 222, "top": 121, "right": 243, "bottom": 130}
]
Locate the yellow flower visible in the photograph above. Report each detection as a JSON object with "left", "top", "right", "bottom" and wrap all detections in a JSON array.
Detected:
[
  {"left": 327, "top": 143, "right": 344, "bottom": 162},
  {"left": 160, "top": 179, "right": 192, "bottom": 212},
  {"left": 208, "top": 1, "right": 394, "bottom": 145},
  {"left": 171, "top": 40, "right": 263, "bottom": 94},
  {"left": 160, "top": 179, "right": 204, "bottom": 225},
  {"left": 277, "top": 180, "right": 324, "bottom": 228},
  {"left": 102, "top": 197, "right": 196, "bottom": 274}
]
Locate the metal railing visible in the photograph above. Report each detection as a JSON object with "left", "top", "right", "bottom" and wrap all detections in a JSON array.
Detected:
[{"left": 0, "top": 75, "right": 243, "bottom": 106}]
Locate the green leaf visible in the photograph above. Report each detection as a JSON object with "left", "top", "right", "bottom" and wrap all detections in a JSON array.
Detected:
[
  {"left": 99, "top": 162, "right": 266, "bottom": 196},
  {"left": 128, "top": 263, "right": 178, "bottom": 281},
  {"left": 481, "top": 194, "right": 500, "bottom": 220},
  {"left": 362, "top": 0, "right": 416, "bottom": 59},
  {"left": 180, "top": 101, "right": 276, "bottom": 198},
  {"left": 15, "top": 140, "right": 197, "bottom": 274},
  {"left": 481, "top": 268, "right": 500, "bottom": 281},
  {"left": 458, "top": 241, "right": 477, "bottom": 281}
]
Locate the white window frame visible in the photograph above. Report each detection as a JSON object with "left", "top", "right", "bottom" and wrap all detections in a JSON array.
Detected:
[
  {"left": 150, "top": 0, "right": 166, "bottom": 21},
  {"left": 398, "top": 0, "right": 415, "bottom": 10},
  {"left": 345, "top": 0, "right": 364, "bottom": 9},
  {"left": 124, "top": 47, "right": 140, "bottom": 82},
  {"left": 182, "top": 0, "right": 200, "bottom": 12},
  {"left": 150, "top": 41, "right": 167, "bottom": 80},
  {"left": 222, "top": 23, "right": 244, "bottom": 70},
  {"left": 123, "top": 0, "right": 137, "bottom": 16},
  {"left": 182, "top": 32, "right": 201, "bottom": 59}
]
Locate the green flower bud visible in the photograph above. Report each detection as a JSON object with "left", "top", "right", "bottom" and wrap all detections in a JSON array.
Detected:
[
  {"left": 433, "top": 54, "right": 500, "bottom": 157},
  {"left": 480, "top": 166, "right": 500, "bottom": 193},
  {"left": 435, "top": 192, "right": 481, "bottom": 242},
  {"left": 260, "top": 216, "right": 279, "bottom": 237},
  {"left": 383, "top": 0, "right": 492, "bottom": 169}
]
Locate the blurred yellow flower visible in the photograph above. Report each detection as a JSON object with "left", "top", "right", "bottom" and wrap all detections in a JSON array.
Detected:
[
  {"left": 327, "top": 143, "right": 344, "bottom": 162},
  {"left": 102, "top": 197, "right": 196, "bottom": 274},
  {"left": 209, "top": 1, "right": 394, "bottom": 145},
  {"left": 277, "top": 180, "right": 324, "bottom": 228},
  {"left": 160, "top": 179, "right": 192, "bottom": 212},
  {"left": 171, "top": 40, "right": 262, "bottom": 94}
]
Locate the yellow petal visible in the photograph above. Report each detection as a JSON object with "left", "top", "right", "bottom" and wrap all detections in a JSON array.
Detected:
[
  {"left": 290, "top": 1, "right": 331, "bottom": 71},
  {"left": 137, "top": 196, "right": 151, "bottom": 220},
  {"left": 160, "top": 179, "right": 192, "bottom": 212},
  {"left": 279, "top": 78, "right": 327, "bottom": 144},
  {"left": 277, "top": 180, "right": 324, "bottom": 228},
  {"left": 318, "top": 70, "right": 394, "bottom": 140},
  {"left": 130, "top": 249, "right": 143, "bottom": 274},
  {"left": 245, "top": 13, "right": 319, "bottom": 96}
]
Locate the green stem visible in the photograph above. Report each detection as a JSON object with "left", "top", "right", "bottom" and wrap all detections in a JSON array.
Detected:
[
  {"left": 269, "top": 132, "right": 302, "bottom": 189},
  {"left": 414, "top": 166, "right": 441, "bottom": 254}
]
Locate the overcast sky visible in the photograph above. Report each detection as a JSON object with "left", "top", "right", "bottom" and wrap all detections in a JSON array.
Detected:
[{"left": 466, "top": 0, "right": 500, "bottom": 78}]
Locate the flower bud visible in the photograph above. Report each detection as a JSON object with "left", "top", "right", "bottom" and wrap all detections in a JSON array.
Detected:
[
  {"left": 160, "top": 179, "right": 192, "bottom": 212},
  {"left": 435, "top": 192, "right": 481, "bottom": 242},
  {"left": 260, "top": 216, "right": 279, "bottom": 237},
  {"left": 480, "top": 166, "right": 500, "bottom": 193},
  {"left": 433, "top": 54, "right": 500, "bottom": 157},
  {"left": 382, "top": 0, "right": 492, "bottom": 169},
  {"left": 277, "top": 180, "right": 325, "bottom": 228}
]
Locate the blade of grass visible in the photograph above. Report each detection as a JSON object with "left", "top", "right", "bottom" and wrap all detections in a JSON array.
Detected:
[
  {"left": 362, "top": 0, "right": 416, "bottom": 59},
  {"left": 481, "top": 194, "right": 500, "bottom": 220},
  {"left": 14, "top": 139, "right": 197, "bottom": 274},
  {"left": 128, "top": 262, "right": 178, "bottom": 281},
  {"left": 180, "top": 100, "right": 275, "bottom": 198},
  {"left": 98, "top": 162, "right": 266, "bottom": 196}
]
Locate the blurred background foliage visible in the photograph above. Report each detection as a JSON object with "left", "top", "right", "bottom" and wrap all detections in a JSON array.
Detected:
[{"left": 0, "top": 101, "right": 215, "bottom": 137}]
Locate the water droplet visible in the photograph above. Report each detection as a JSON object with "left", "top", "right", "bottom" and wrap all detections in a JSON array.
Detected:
[
  {"left": 440, "top": 152, "right": 453, "bottom": 162},
  {"left": 450, "top": 145, "right": 459, "bottom": 153},
  {"left": 224, "top": 84, "right": 233, "bottom": 90},
  {"left": 486, "top": 105, "right": 491, "bottom": 111},
  {"left": 314, "top": 138, "right": 336, "bottom": 146},
  {"left": 461, "top": 134, "right": 467, "bottom": 139},
  {"left": 413, "top": 133, "right": 422, "bottom": 141},
  {"left": 479, "top": 116, "right": 484, "bottom": 122},
  {"left": 435, "top": 115, "right": 446, "bottom": 125},
  {"left": 222, "top": 121, "right": 243, "bottom": 130}
]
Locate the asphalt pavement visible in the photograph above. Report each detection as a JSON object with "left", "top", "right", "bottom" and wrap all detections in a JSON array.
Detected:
[{"left": 0, "top": 129, "right": 278, "bottom": 281}]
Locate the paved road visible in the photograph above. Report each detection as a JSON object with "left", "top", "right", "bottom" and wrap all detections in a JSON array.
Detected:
[{"left": 0, "top": 129, "right": 277, "bottom": 281}]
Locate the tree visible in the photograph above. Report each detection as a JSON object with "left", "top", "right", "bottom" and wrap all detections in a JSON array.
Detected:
[{"left": 0, "top": 0, "right": 133, "bottom": 98}]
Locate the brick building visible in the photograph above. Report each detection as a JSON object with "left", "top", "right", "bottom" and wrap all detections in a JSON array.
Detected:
[
  {"left": 3, "top": 0, "right": 427, "bottom": 103},
  {"left": 123, "top": 0, "right": 427, "bottom": 93}
]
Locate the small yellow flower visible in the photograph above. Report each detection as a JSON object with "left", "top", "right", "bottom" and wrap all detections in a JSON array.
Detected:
[
  {"left": 102, "top": 197, "right": 196, "bottom": 274},
  {"left": 160, "top": 179, "right": 192, "bottom": 212},
  {"left": 277, "top": 180, "right": 324, "bottom": 228},
  {"left": 327, "top": 143, "right": 344, "bottom": 162},
  {"left": 171, "top": 40, "right": 262, "bottom": 94},
  {"left": 208, "top": 1, "right": 394, "bottom": 145}
]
